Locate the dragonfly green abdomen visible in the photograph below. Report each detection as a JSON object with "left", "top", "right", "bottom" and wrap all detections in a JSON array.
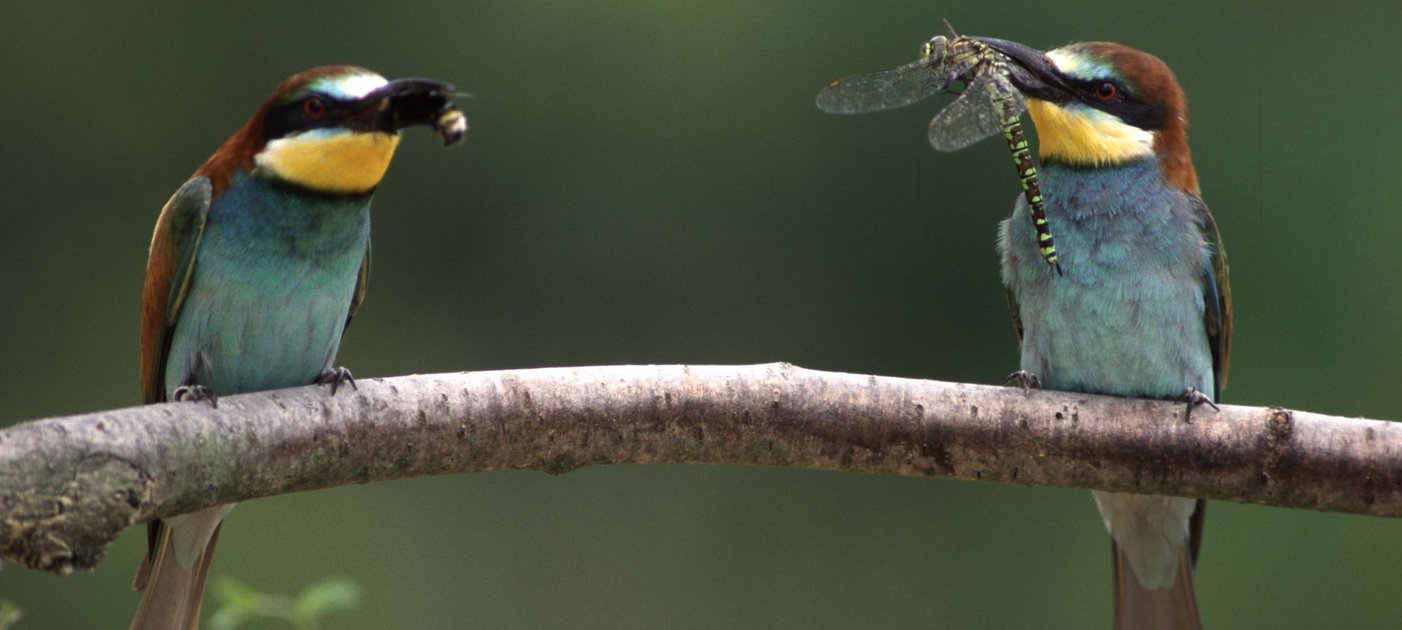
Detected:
[{"left": 818, "top": 28, "right": 1063, "bottom": 275}]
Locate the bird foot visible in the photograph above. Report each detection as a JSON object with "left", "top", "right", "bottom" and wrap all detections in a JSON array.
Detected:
[
  {"left": 173, "top": 384, "right": 219, "bottom": 408},
  {"left": 1005, "top": 370, "right": 1042, "bottom": 392},
  {"left": 317, "top": 367, "right": 357, "bottom": 395},
  {"left": 1178, "top": 387, "right": 1219, "bottom": 422}
]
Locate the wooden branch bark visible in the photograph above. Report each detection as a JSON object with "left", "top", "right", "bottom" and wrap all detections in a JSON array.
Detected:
[{"left": 2, "top": 363, "right": 1399, "bottom": 576}]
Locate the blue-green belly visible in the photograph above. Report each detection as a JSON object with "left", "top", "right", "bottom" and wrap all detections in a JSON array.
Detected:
[
  {"left": 164, "top": 173, "right": 371, "bottom": 397},
  {"left": 999, "top": 160, "right": 1214, "bottom": 400}
]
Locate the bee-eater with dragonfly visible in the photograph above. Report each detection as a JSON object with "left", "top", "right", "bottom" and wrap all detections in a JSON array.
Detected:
[
  {"left": 134, "top": 66, "right": 467, "bottom": 630},
  {"left": 819, "top": 30, "right": 1230, "bottom": 630}
]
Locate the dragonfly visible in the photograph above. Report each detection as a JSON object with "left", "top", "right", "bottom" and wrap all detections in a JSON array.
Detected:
[{"left": 817, "top": 25, "right": 1063, "bottom": 275}]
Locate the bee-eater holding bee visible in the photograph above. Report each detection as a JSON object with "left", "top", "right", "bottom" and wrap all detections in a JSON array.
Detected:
[
  {"left": 133, "top": 66, "right": 467, "bottom": 629},
  {"left": 975, "top": 37, "right": 1231, "bottom": 629}
]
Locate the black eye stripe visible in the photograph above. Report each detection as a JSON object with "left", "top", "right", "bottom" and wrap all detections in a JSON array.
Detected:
[
  {"left": 1063, "top": 77, "right": 1166, "bottom": 131},
  {"left": 262, "top": 95, "right": 360, "bottom": 140},
  {"left": 1066, "top": 77, "right": 1126, "bottom": 99}
]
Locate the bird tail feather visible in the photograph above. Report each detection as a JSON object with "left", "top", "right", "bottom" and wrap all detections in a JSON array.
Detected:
[
  {"left": 1112, "top": 541, "right": 1201, "bottom": 630},
  {"left": 130, "top": 508, "right": 225, "bottom": 630}
]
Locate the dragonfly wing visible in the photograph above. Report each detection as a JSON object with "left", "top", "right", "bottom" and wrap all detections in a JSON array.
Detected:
[
  {"left": 927, "top": 72, "right": 1027, "bottom": 152},
  {"left": 817, "top": 60, "right": 946, "bottom": 114}
]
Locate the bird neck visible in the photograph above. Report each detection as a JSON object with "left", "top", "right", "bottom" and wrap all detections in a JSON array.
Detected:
[{"left": 212, "top": 171, "right": 373, "bottom": 254}]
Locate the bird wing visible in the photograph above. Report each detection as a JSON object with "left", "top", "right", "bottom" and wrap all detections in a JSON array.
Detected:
[
  {"left": 1005, "top": 285, "right": 1025, "bottom": 345},
  {"left": 139, "top": 177, "right": 213, "bottom": 404},
  {"left": 1196, "top": 200, "right": 1232, "bottom": 401},
  {"left": 1004, "top": 198, "right": 1026, "bottom": 345},
  {"left": 344, "top": 244, "right": 371, "bottom": 331}
]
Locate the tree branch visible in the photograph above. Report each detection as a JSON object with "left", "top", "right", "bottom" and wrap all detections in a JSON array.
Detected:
[{"left": 3, "top": 363, "right": 1399, "bottom": 576}]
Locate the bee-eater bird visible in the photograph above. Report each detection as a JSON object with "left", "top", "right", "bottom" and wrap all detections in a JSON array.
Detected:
[
  {"left": 133, "top": 66, "right": 466, "bottom": 629},
  {"left": 973, "top": 38, "right": 1231, "bottom": 629}
]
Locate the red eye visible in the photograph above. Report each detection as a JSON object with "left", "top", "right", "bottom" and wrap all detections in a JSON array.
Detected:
[
  {"left": 1095, "top": 82, "right": 1118, "bottom": 101},
  {"left": 303, "top": 97, "right": 327, "bottom": 118}
]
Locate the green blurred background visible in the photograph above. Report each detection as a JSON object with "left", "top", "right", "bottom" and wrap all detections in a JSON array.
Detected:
[{"left": 3, "top": 1, "right": 1401, "bottom": 627}]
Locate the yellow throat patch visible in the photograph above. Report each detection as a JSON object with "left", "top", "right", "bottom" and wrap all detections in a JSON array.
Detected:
[
  {"left": 254, "top": 131, "right": 402, "bottom": 194},
  {"left": 1026, "top": 99, "right": 1153, "bottom": 167}
]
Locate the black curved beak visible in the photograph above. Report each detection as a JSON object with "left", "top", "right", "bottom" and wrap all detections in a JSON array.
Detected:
[
  {"left": 362, "top": 78, "right": 469, "bottom": 146},
  {"left": 970, "top": 36, "right": 1074, "bottom": 104}
]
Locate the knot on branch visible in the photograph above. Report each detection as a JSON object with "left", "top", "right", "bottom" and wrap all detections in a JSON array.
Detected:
[
  {"left": 1, "top": 454, "right": 149, "bottom": 574},
  {"left": 1267, "top": 408, "right": 1295, "bottom": 445},
  {"left": 1258, "top": 407, "right": 1294, "bottom": 489}
]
